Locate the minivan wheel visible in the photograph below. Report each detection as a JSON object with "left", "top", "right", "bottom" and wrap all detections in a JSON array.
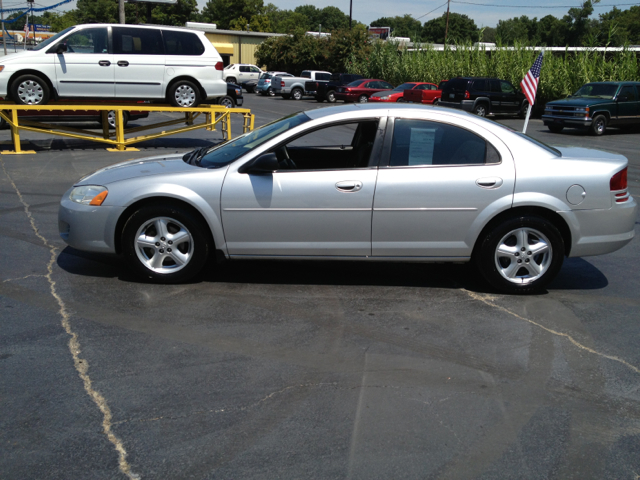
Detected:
[
  {"left": 291, "top": 88, "right": 303, "bottom": 100},
  {"left": 168, "top": 80, "right": 200, "bottom": 108},
  {"left": 590, "top": 114, "right": 607, "bottom": 136},
  {"left": 12, "top": 74, "right": 50, "bottom": 105},
  {"left": 122, "top": 204, "right": 211, "bottom": 283},
  {"left": 473, "top": 103, "right": 488, "bottom": 117},
  {"left": 475, "top": 215, "right": 564, "bottom": 294}
]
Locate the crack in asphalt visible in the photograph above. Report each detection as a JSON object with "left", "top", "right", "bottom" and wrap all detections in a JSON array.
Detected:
[{"left": 1, "top": 157, "right": 140, "bottom": 480}]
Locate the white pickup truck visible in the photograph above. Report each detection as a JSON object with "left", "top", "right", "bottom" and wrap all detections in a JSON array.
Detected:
[{"left": 271, "top": 70, "right": 332, "bottom": 100}]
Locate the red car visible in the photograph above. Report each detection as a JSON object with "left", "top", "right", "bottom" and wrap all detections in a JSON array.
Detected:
[
  {"left": 401, "top": 82, "right": 442, "bottom": 104},
  {"left": 369, "top": 82, "right": 437, "bottom": 103},
  {"left": 334, "top": 79, "right": 394, "bottom": 103}
]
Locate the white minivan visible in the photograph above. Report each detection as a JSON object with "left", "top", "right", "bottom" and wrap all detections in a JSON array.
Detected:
[{"left": 0, "top": 24, "right": 227, "bottom": 107}]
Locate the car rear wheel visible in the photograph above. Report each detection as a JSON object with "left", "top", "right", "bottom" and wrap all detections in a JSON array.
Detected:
[
  {"left": 475, "top": 215, "right": 564, "bottom": 294},
  {"left": 433, "top": 98, "right": 440, "bottom": 105},
  {"left": 358, "top": 95, "right": 368, "bottom": 103},
  {"left": 473, "top": 103, "right": 488, "bottom": 117},
  {"left": 291, "top": 88, "right": 303, "bottom": 100},
  {"left": 315, "top": 95, "right": 324, "bottom": 103},
  {"left": 11, "top": 74, "right": 50, "bottom": 105},
  {"left": 590, "top": 114, "right": 607, "bottom": 136},
  {"left": 168, "top": 80, "right": 200, "bottom": 108},
  {"left": 267, "top": 87, "right": 275, "bottom": 97},
  {"left": 547, "top": 125, "right": 564, "bottom": 133},
  {"left": 218, "top": 95, "right": 235, "bottom": 108},
  {"left": 122, "top": 204, "right": 211, "bottom": 283},
  {"left": 326, "top": 91, "right": 336, "bottom": 103},
  {"left": 104, "top": 111, "right": 129, "bottom": 129}
]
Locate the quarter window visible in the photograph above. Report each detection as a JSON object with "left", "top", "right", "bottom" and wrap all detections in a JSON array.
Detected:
[
  {"left": 389, "top": 119, "right": 500, "bottom": 167},
  {"left": 162, "top": 30, "right": 204, "bottom": 55},
  {"left": 63, "top": 27, "right": 108, "bottom": 54},
  {"left": 113, "top": 27, "right": 163, "bottom": 55},
  {"left": 619, "top": 86, "right": 637, "bottom": 101}
]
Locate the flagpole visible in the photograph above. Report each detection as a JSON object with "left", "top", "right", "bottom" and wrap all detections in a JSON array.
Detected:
[{"left": 522, "top": 103, "right": 532, "bottom": 134}]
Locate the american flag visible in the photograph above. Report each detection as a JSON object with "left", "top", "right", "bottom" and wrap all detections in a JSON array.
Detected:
[{"left": 521, "top": 52, "right": 544, "bottom": 106}]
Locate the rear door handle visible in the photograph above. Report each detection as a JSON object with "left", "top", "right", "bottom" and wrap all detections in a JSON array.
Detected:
[
  {"left": 117, "top": 60, "right": 129, "bottom": 67},
  {"left": 476, "top": 177, "right": 503, "bottom": 189},
  {"left": 336, "top": 181, "right": 363, "bottom": 192},
  {"left": 99, "top": 60, "right": 111, "bottom": 66}
]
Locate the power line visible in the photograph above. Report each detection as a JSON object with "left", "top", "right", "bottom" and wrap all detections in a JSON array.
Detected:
[
  {"left": 451, "top": 0, "right": 640, "bottom": 7},
  {"left": 415, "top": 1, "right": 449, "bottom": 20}
]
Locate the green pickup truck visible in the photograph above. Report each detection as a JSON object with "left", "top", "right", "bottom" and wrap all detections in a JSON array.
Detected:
[{"left": 542, "top": 81, "right": 640, "bottom": 136}]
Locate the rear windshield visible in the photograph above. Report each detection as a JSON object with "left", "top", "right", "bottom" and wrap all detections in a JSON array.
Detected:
[
  {"left": 347, "top": 80, "right": 364, "bottom": 87},
  {"left": 573, "top": 83, "right": 619, "bottom": 99},
  {"left": 394, "top": 83, "right": 417, "bottom": 91}
]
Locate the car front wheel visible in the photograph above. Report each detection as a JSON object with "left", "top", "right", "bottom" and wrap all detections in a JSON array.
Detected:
[
  {"left": 12, "top": 74, "right": 50, "bottom": 105},
  {"left": 291, "top": 88, "right": 303, "bottom": 100},
  {"left": 168, "top": 80, "right": 200, "bottom": 108},
  {"left": 104, "top": 111, "right": 129, "bottom": 129},
  {"left": 226, "top": 77, "right": 237, "bottom": 84},
  {"left": 590, "top": 114, "right": 607, "bottom": 136},
  {"left": 122, "top": 204, "right": 211, "bottom": 283},
  {"left": 475, "top": 215, "right": 564, "bottom": 294},
  {"left": 547, "top": 125, "right": 564, "bottom": 133},
  {"left": 218, "top": 95, "right": 235, "bottom": 108}
]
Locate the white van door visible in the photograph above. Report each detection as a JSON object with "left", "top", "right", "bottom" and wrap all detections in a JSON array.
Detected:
[
  {"left": 54, "top": 27, "right": 114, "bottom": 98},
  {"left": 112, "top": 27, "right": 165, "bottom": 99}
]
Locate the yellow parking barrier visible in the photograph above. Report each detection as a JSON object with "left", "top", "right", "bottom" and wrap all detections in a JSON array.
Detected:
[{"left": 0, "top": 101, "right": 254, "bottom": 154}]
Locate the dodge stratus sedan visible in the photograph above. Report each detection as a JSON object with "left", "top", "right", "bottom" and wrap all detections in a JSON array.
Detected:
[{"left": 58, "top": 104, "right": 636, "bottom": 293}]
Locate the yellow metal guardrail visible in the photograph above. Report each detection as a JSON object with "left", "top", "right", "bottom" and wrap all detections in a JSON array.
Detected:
[{"left": 0, "top": 101, "right": 255, "bottom": 154}]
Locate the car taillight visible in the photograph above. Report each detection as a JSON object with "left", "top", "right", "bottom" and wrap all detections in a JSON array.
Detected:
[
  {"left": 281, "top": 81, "right": 285, "bottom": 87},
  {"left": 464, "top": 90, "right": 470, "bottom": 99},
  {"left": 265, "top": 79, "right": 271, "bottom": 83},
  {"left": 215, "top": 62, "right": 224, "bottom": 70},
  {"left": 610, "top": 168, "right": 629, "bottom": 203},
  {"left": 345, "top": 88, "right": 351, "bottom": 92}
]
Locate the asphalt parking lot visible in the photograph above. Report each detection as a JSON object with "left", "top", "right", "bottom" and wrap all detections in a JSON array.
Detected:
[{"left": 2, "top": 94, "right": 640, "bottom": 479}]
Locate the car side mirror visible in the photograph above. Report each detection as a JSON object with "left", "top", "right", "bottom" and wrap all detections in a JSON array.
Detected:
[
  {"left": 240, "top": 153, "right": 279, "bottom": 174},
  {"left": 56, "top": 43, "right": 68, "bottom": 54}
]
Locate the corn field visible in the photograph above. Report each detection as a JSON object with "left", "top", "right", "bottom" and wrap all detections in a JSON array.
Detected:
[{"left": 348, "top": 42, "right": 640, "bottom": 104}]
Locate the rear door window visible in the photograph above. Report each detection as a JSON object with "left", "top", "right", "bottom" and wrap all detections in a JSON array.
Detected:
[
  {"left": 472, "top": 79, "right": 487, "bottom": 91},
  {"left": 162, "top": 30, "right": 204, "bottom": 55},
  {"left": 113, "top": 27, "right": 163, "bottom": 55}
]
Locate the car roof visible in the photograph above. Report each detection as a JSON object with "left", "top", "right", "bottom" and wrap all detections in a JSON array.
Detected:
[{"left": 75, "top": 23, "right": 204, "bottom": 34}]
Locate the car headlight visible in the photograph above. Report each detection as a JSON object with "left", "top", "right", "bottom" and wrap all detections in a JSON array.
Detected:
[
  {"left": 0, "top": 66, "right": 4, "bottom": 73},
  {"left": 379, "top": 96, "right": 389, "bottom": 100},
  {"left": 235, "top": 88, "right": 241, "bottom": 95},
  {"left": 69, "top": 185, "right": 108, "bottom": 206}
]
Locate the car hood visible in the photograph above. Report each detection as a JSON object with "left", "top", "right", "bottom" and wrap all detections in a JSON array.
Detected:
[
  {"left": 1, "top": 49, "right": 43, "bottom": 63},
  {"left": 555, "top": 146, "right": 627, "bottom": 163},
  {"left": 546, "top": 97, "right": 611, "bottom": 107},
  {"left": 77, "top": 153, "right": 197, "bottom": 186}
]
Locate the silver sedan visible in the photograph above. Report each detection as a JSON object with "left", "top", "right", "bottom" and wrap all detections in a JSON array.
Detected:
[{"left": 58, "top": 104, "right": 637, "bottom": 293}]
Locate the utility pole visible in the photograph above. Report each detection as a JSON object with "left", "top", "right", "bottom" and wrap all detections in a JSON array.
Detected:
[
  {"left": 444, "top": 0, "right": 450, "bottom": 45},
  {"left": 349, "top": 0, "right": 352, "bottom": 29},
  {"left": 1, "top": 0, "right": 7, "bottom": 55},
  {"left": 119, "top": 0, "right": 125, "bottom": 24}
]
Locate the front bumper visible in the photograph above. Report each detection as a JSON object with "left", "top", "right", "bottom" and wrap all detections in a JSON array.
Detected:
[
  {"left": 59, "top": 195, "right": 124, "bottom": 254},
  {"left": 542, "top": 114, "right": 592, "bottom": 128}
]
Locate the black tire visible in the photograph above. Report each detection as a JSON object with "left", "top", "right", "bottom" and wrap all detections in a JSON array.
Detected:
[
  {"left": 358, "top": 95, "right": 368, "bottom": 103},
  {"left": 168, "top": 80, "right": 200, "bottom": 108},
  {"left": 226, "top": 77, "right": 237, "bottom": 84},
  {"left": 218, "top": 95, "right": 235, "bottom": 108},
  {"left": 122, "top": 203, "right": 211, "bottom": 283},
  {"left": 518, "top": 101, "right": 529, "bottom": 119},
  {"left": 11, "top": 74, "right": 50, "bottom": 105},
  {"left": 103, "top": 111, "right": 130, "bottom": 129},
  {"left": 315, "top": 95, "right": 324, "bottom": 103},
  {"left": 590, "top": 114, "right": 607, "bottom": 136},
  {"left": 291, "top": 88, "right": 303, "bottom": 100},
  {"left": 473, "top": 102, "right": 489, "bottom": 117},
  {"left": 245, "top": 86, "right": 254, "bottom": 93},
  {"left": 474, "top": 215, "right": 564, "bottom": 294},
  {"left": 326, "top": 90, "right": 336, "bottom": 103},
  {"left": 433, "top": 98, "right": 440, "bottom": 105},
  {"left": 0, "top": 114, "right": 7, "bottom": 129},
  {"left": 281, "top": 94, "right": 291, "bottom": 100},
  {"left": 547, "top": 125, "right": 564, "bottom": 133}
]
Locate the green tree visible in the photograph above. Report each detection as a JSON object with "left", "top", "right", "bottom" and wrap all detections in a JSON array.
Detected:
[
  {"left": 496, "top": 16, "right": 538, "bottom": 45},
  {"left": 480, "top": 27, "right": 496, "bottom": 43},
  {"left": 75, "top": 0, "right": 118, "bottom": 23},
  {"left": 563, "top": 0, "right": 599, "bottom": 46},
  {"left": 318, "top": 6, "right": 349, "bottom": 31},
  {"left": 229, "top": 16, "right": 249, "bottom": 30},
  {"left": 370, "top": 15, "right": 422, "bottom": 40},
  {"left": 202, "top": 0, "right": 265, "bottom": 30},
  {"left": 536, "top": 15, "right": 567, "bottom": 46},
  {"left": 151, "top": 0, "right": 200, "bottom": 26},
  {"left": 422, "top": 12, "right": 478, "bottom": 44}
]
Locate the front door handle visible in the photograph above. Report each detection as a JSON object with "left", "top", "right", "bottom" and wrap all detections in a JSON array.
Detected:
[
  {"left": 336, "top": 181, "right": 363, "bottom": 192},
  {"left": 99, "top": 60, "right": 111, "bottom": 66},
  {"left": 117, "top": 60, "right": 129, "bottom": 67},
  {"left": 476, "top": 177, "right": 503, "bottom": 189}
]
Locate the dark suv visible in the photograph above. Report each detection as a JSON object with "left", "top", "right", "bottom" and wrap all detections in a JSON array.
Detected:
[{"left": 440, "top": 77, "right": 528, "bottom": 118}]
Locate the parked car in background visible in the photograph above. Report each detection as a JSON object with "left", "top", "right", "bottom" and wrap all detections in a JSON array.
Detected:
[
  {"left": 335, "top": 79, "right": 394, "bottom": 103},
  {"left": 439, "top": 77, "right": 528, "bottom": 117},
  {"left": 58, "top": 104, "right": 636, "bottom": 294},
  {"left": 256, "top": 72, "right": 293, "bottom": 96},
  {"left": 222, "top": 64, "right": 263, "bottom": 92},
  {"left": 217, "top": 83, "right": 244, "bottom": 108},
  {"left": 0, "top": 24, "right": 227, "bottom": 108},
  {"left": 401, "top": 82, "right": 442, "bottom": 104},
  {"left": 542, "top": 82, "right": 640, "bottom": 136},
  {"left": 310, "top": 73, "right": 364, "bottom": 103},
  {"left": 368, "top": 82, "right": 434, "bottom": 103},
  {"left": 272, "top": 70, "right": 332, "bottom": 100}
]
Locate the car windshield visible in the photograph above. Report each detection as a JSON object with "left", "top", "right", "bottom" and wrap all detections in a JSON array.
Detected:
[
  {"left": 33, "top": 26, "right": 75, "bottom": 51},
  {"left": 198, "top": 112, "right": 311, "bottom": 168},
  {"left": 572, "top": 84, "right": 619, "bottom": 99},
  {"left": 346, "top": 80, "right": 364, "bottom": 87},
  {"left": 393, "top": 83, "right": 417, "bottom": 91}
]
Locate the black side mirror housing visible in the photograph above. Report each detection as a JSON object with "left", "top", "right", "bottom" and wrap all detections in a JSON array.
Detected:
[
  {"left": 240, "top": 152, "right": 279, "bottom": 174},
  {"left": 56, "top": 43, "right": 68, "bottom": 54}
]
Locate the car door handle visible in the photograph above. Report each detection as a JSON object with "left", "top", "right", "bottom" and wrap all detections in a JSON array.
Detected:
[
  {"left": 476, "top": 177, "right": 503, "bottom": 189},
  {"left": 117, "top": 60, "right": 129, "bottom": 67},
  {"left": 336, "top": 181, "right": 363, "bottom": 192},
  {"left": 99, "top": 60, "right": 111, "bottom": 66}
]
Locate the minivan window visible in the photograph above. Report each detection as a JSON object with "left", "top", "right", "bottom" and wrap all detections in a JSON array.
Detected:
[
  {"left": 63, "top": 27, "right": 108, "bottom": 54},
  {"left": 162, "top": 30, "right": 204, "bottom": 55},
  {"left": 38, "top": 26, "right": 75, "bottom": 51},
  {"left": 113, "top": 27, "right": 163, "bottom": 55}
]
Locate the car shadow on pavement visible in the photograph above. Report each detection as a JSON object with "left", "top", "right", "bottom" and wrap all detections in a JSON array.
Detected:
[{"left": 57, "top": 247, "right": 609, "bottom": 293}]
